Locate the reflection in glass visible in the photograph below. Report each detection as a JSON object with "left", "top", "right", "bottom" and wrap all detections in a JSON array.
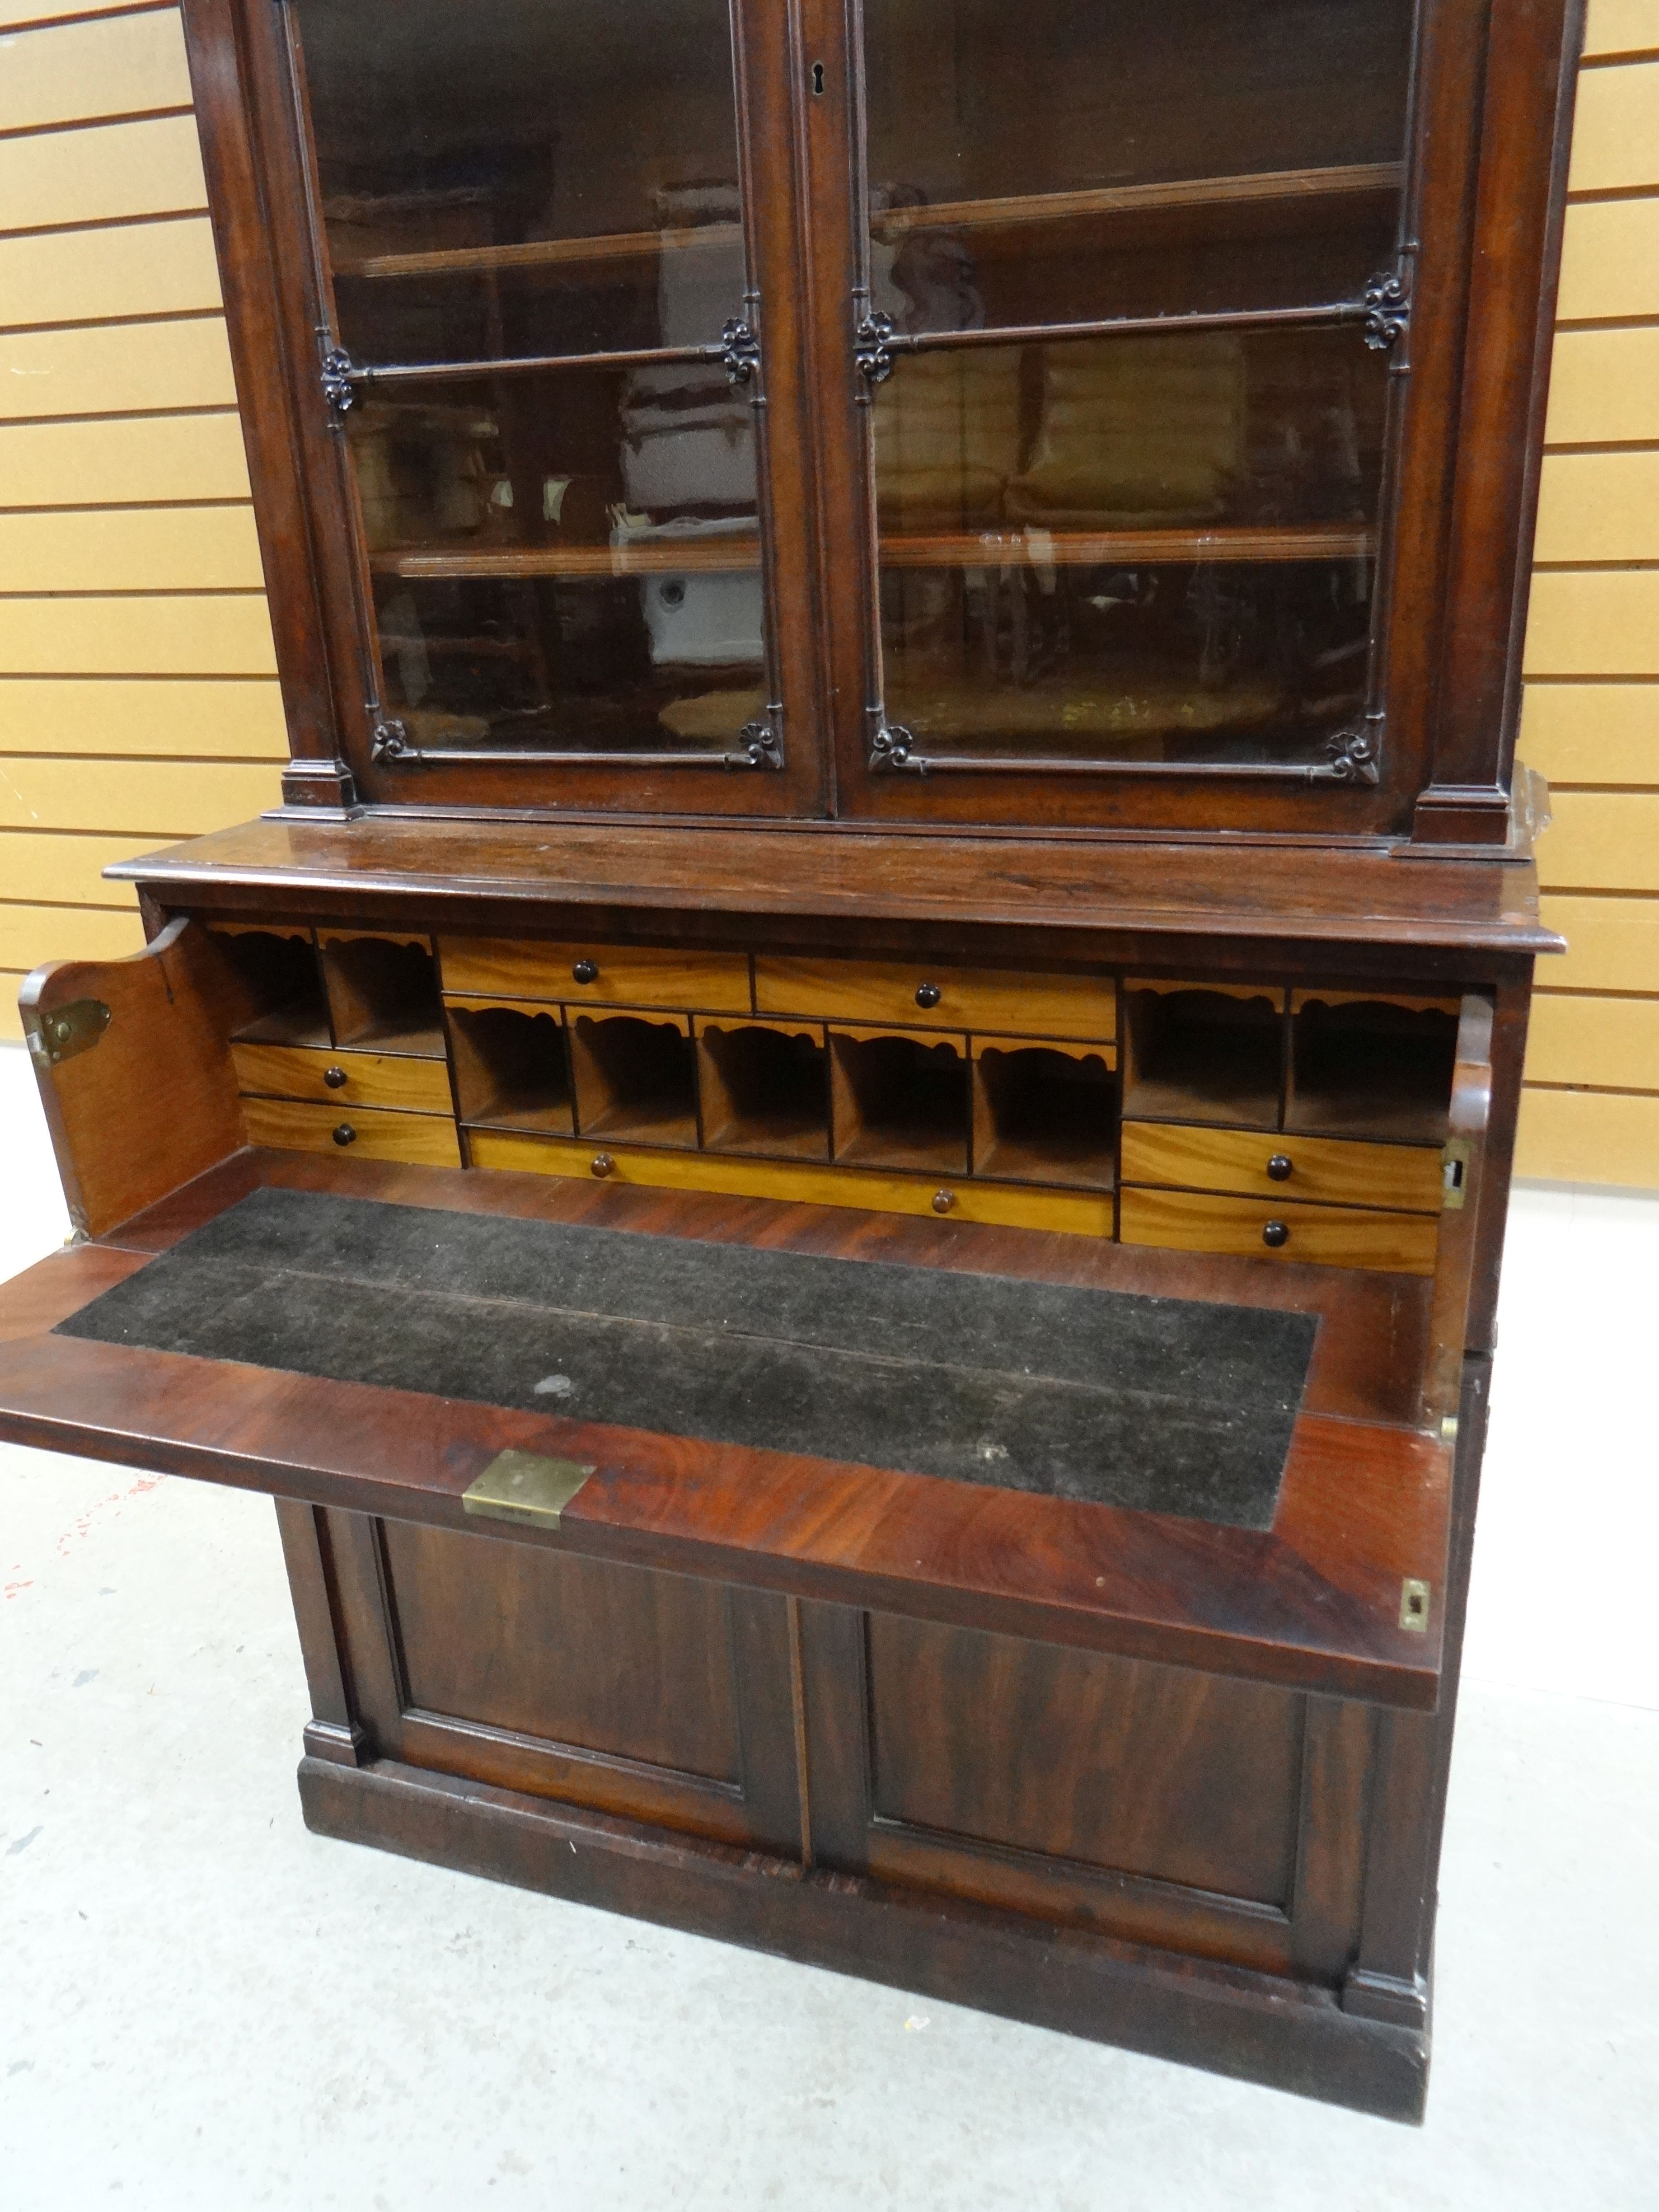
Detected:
[
  {"left": 352, "top": 366, "right": 764, "bottom": 755},
  {"left": 294, "top": 0, "right": 748, "bottom": 363},
  {"left": 872, "top": 330, "right": 1387, "bottom": 762},
  {"left": 862, "top": 0, "right": 1413, "bottom": 333}
]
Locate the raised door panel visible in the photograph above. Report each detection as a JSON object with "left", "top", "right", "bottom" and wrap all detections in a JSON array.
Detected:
[
  {"left": 793, "top": 1607, "right": 1374, "bottom": 1982},
  {"left": 340, "top": 1519, "right": 802, "bottom": 1851},
  {"left": 863, "top": 1613, "right": 1303, "bottom": 1909}
]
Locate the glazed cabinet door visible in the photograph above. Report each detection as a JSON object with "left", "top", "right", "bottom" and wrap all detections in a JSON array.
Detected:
[
  {"left": 249, "top": 0, "right": 823, "bottom": 813},
  {"left": 805, "top": 0, "right": 1488, "bottom": 832}
]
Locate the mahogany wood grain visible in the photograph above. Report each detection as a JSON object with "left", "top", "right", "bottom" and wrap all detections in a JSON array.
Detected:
[
  {"left": 1120, "top": 1122, "right": 1443, "bottom": 1214},
  {"left": 297, "top": 1753, "right": 1429, "bottom": 2118},
  {"left": 0, "top": 1233, "right": 1448, "bottom": 1708},
  {"left": 440, "top": 937, "right": 752, "bottom": 1013},
  {"left": 109, "top": 818, "right": 1561, "bottom": 965},
  {"left": 758, "top": 954, "right": 1116, "bottom": 1037},
  {"left": 464, "top": 1129, "right": 1116, "bottom": 1238},
  {"left": 18, "top": 919, "right": 250, "bottom": 1238},
  {"left": 233, "top": 1043, "right": 454, "bottom": 1114},
  {"left": 240, "top": 1096, "right": 462, "bottom": 1166},
  {"left": 1120, "top": 1186, "right": 1439, "bottom": 1276}
]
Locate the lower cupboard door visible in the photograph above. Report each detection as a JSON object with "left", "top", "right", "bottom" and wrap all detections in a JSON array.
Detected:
[
  {"left": 796, "top": 1604, "right": 1377, "bottom": 1982},
  {"left": 304, "top": 1508, "right": 804, "bottom": 1856}
]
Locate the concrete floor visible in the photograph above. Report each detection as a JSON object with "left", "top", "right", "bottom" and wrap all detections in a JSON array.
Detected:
[{"left": 1, "top": 1042, "right": 1655, "bottom": 2207}]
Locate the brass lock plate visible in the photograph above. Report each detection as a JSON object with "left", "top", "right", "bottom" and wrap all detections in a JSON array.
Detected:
[
  {"left": 24, "top": 997, "right": 111, "bottom": 1070},
  {"left": 1399, "top": 1577, "right": 1432, "bottom": 1634},
  {"left": 462, "top": 1448, "right": 595, "bottom": 1531}
]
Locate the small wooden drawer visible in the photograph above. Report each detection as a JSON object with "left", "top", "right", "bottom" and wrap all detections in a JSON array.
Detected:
[
  {"left": 1120, "top": 1187, "right": 1439, "bottom": 1276},
  {"left": 468, "top": 1131, "right": 1115, "bottom": 1239},
  {"left": 241, "top": 1095, "right": 462, "bottom": 1167},
  {"left": 232, "top": 1042, "right": 454, "bottom": 1115},
  {"left": 440, "top": 937, "right": 750, "bottom": 1012},
  {"left": 756, "top": 957, "right": 1114, "bottom": 1039},
  {"left": 1121, "top": 1120, "right": 1443, "bottom": 1214}
]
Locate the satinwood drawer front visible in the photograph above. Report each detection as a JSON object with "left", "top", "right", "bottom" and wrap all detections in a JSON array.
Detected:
[
  {"left": 1121, "top": 1121, "right": 1443, "bottom": 1214},
  {"left": 440, "top": 937, "right": 750, "bottom": 1012},
  {"left": 232, "top": 1042, "right": 454, "bottom": 1115},
  {"left": 755, "top": 957, "right": 1114, "bottom": 1039},
  {"left": 467, "top": 1129, "right": 1115, "bottom": 1237},
  {"left": 1120, "top": 1187, "right": 1438, "bottom": 1275},
  {"left": 241, "top": 1095, "right": 463, "bottom": 1167}
]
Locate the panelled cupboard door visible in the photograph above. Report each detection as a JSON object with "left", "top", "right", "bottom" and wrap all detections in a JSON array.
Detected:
[
  {"left": 269, "top": 0, "right": 824, "bottom": 815},
  {"left": 805, "top": 0, "right": 1482, "bottom": 833}
]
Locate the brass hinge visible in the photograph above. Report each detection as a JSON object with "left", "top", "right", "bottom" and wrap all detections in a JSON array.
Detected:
[
  {"left": 24, "top": 997, "right": 111, "bottom": 1070},
  {"left": 1440, "top": 1138, "right": 1472, "bottom": 1210},
  {"left": 462, "top": 1449, "right": 595, "bottom": 1531}
]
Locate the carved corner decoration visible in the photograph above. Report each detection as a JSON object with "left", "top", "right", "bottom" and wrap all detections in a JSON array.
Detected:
[
  {"left": 720, "top": 319, "right": 761, "bottom": 389},
  {"left": 855, "top": 312, "right": 897, "bottom": 389},
  {"left": 1320, "top": 719, "right": 1383, "bottom": 785},
  {"left": 1362, "top": 266, "right": 1411, "bottom": 353},
  {"left": 320, "top": 343, "right": 358, "bottom": 423},
  {"left": 370, "top": 717, "right": 413, "bottom": 764},
  {"left": 868, "top": 722, "right": 922, "bottom": 773},
  {"left": 728, "top": 703, "right": 785, "bottom": 770}
]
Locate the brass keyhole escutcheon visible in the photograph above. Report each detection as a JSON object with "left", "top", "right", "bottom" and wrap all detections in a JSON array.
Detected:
[
  {"left": 572, "top": 959, "right": 599, "bottom": 984},
  {"left": 590, "top": 1152, "right": 615, "bottom": 1178},
  {"left": 1261, "top": 1219, "right": 1289, "bottom": 1248},
  {"left": 1266, "top": 1153, "right": 1293, "bottom": 1181},
  {"left": 915, "top": 981, "right": 942, "bottom": 1009},
  {"left": 932, "top": 1189, "right": 956, "bottom": 1214},
  {"left": 332, "top": 1123, "right": 356, "bottom": 1147},
  {"left": 323, "top": 1066, "right": 347, "bottom": 1089},
  {"left": 811, "top": 59, "right": 825, "bottom": 94}
]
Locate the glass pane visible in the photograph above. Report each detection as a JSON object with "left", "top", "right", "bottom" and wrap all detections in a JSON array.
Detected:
[
  {"left": 872, "top": 330, "right": 1387, "bottom": 765},
  {"left": 355, "top": 368, "right": 766, "bottom": 754},
  {"left": 862, "top": 0, "right": 1413, "bottom": 333},
  {"left": 295, "top": 0, "right": 748, "bottom": 363}
]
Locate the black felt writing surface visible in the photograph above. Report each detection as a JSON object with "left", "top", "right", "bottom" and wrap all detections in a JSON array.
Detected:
[{"left": 57, "top": 1189, "right": 1315, "bottom": 1529}]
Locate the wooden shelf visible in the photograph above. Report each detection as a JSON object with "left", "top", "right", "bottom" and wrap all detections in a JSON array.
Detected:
[
  {"left": 372, "top": 539, "right": 761, "bottom": 580},
  {"left": 870, "top": 162, "right": 1403, "bottom": 245},
  {"left": 331, "top": 163, "right": 1397, "bottom": 286},
  {"left": 333, "top": 221, "right": 742, "bottom": 283},
  {"left": 881, "top": 526, "right": 1376, "bottom": 569},
  {"left": 371, "top": 524, "right": 1372, "bottom": 584}
]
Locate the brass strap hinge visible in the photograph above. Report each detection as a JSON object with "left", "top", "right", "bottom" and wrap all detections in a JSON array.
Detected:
[{"left": 24, "top": 998, "right": 111, "bottom": 1070}]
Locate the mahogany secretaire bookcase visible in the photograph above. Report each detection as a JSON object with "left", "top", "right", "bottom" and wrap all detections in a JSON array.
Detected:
[{"left": 1, "top": 0, "right": 1578, "bottom": 2119}]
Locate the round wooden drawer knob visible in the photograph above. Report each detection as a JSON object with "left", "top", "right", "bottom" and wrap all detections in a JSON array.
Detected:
[
  {"left": 1266, "top": 1153, "right": 1293, "bottom": 1181},
  {"left": 572, "top": 959, "right": 599, "bottom": 984},
  {"left": 590, "top": 1152, "right": 615, "bottom": 1179},
  {"left": 1262, "top": 1219, "right": 1289, "bottom": 1249},
  {"left": 332, "top": 1123, "right": 356, "bottom": 1147},
  {"left": 323, "top": 1066, "right": 348, "bottom": 1089},
  {"left": 914, "top": 982, "right": 942, "bottom": 1009},
  {"left": 932, "top": 1189, "right": 956, "bottom": 1214}
]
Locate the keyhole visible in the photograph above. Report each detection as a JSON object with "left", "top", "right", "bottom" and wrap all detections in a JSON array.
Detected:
[{"left": 811, "top": 60, "right": 825, "bottom": 94}]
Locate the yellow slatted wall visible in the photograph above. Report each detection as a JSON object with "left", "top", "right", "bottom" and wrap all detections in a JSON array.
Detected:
[
  {"left": 0, "top": 1, "right": 285, "bottom": 1025},
  {"left": 1517, "top": 0, "right": 1659, "bottom": 1184},
  {"left": 0, "top": 1, "right": 1655, "bottom": 1186}
]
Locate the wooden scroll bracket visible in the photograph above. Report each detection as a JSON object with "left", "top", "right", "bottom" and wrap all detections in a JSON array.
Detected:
[
  {"left": 1420, "top": 991, "right": 1494, "bottom": 1434},
  {"left": 17, "top": 918, "right": 253, "bottom": 1240}
]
